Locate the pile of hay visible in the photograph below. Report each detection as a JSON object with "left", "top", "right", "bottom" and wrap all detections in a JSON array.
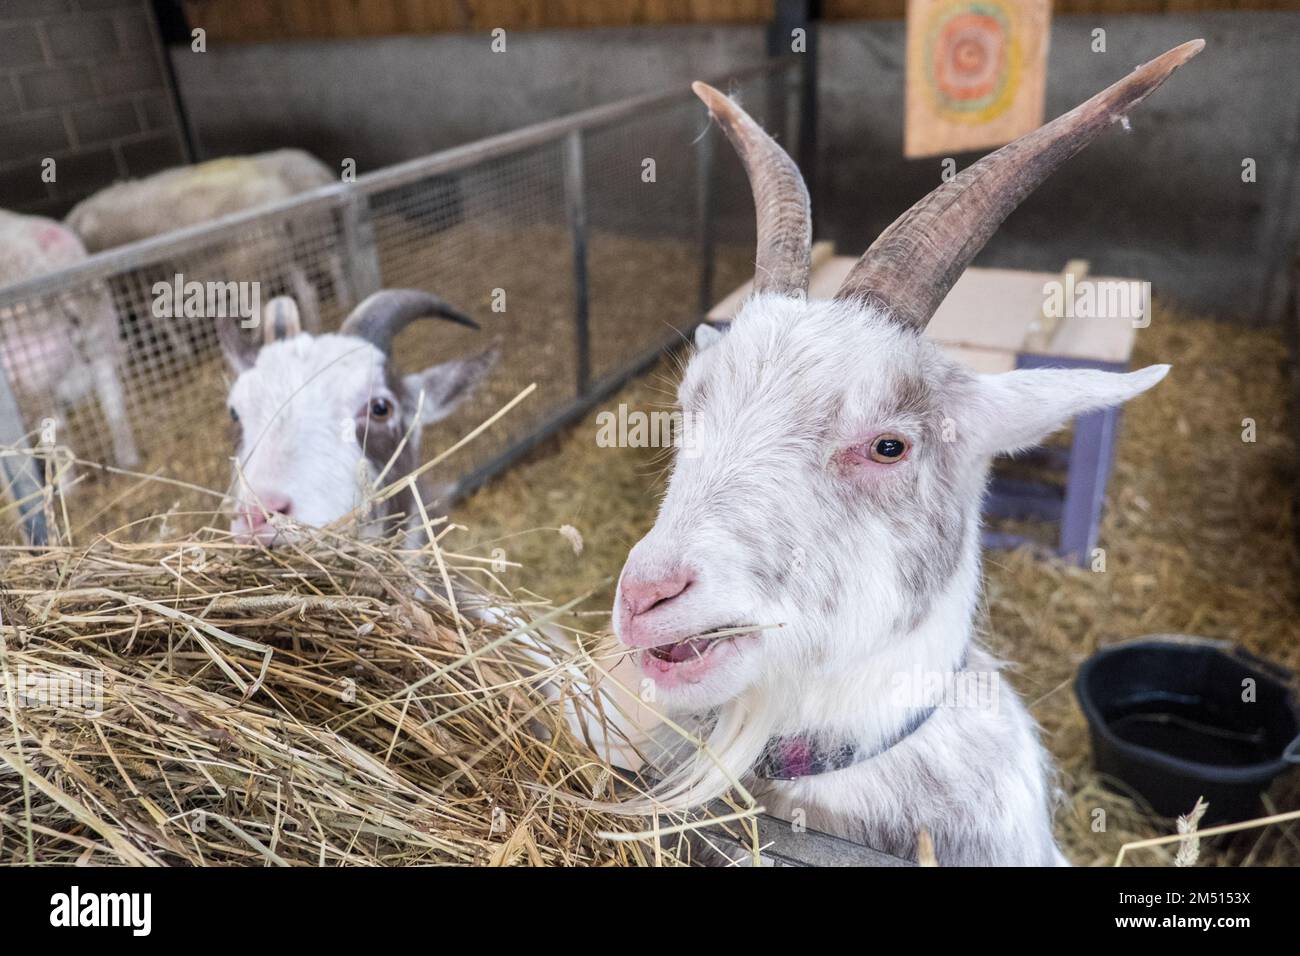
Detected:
[{"left": 0, "top": 529, "right": 739, "bottom": 866}]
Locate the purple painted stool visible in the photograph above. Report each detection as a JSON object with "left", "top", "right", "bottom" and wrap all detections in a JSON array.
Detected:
[{"left": 982, "top": 353, "right": 1128, "bottom": 566}]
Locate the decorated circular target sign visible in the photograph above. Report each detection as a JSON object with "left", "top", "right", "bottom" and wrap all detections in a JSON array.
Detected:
[
  {"left": 927, "top": 2, "right": 1017, "bottom": 121},
  {"left": 905, "top": 0, "right": 1050, "bottom": 158}
]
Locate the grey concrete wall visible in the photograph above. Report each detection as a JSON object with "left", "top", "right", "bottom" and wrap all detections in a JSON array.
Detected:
[
  {"left": 170, "top": 25, "right": 768, "bottom": 171},
  {"left": 0, "top": 0, "right": 188, "bottom": 217},
  {"left": 168, "top": 15, "right": 1300, "bottom": 324}
]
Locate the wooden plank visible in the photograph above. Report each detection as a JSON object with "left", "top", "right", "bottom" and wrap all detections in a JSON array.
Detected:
[
  {"left": 940, "top": 344, "right": 1016, "bottom": 374},
  {"left": 711, "top": 254, "right": 1141, "bottom": 365},
  {"left": 697, "top": 803, "right": 914, "bottom": 866},
  {"left": 183, "top": 0, "right": 778, "bottom": 41},
  {"left": 807, "top": 239, "right": 837, "bottom": 276},
  {"left": 1023, "top": 258, "right": 1089, "bottom": 354},
  {"left": 707, "top": 239, "right": 836, "bottom": 320},
  {"left": 184, "top": 0, "right": 1300, "bottom": 42},
  {"left": 1043, "top": 299, "right": 1140, "bottom": 364},
  {"left": 824, "top": 0, "right": 1300, "bottom": 16}
]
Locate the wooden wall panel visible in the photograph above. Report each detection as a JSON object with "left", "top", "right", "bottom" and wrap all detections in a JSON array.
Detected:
[
  {"left": 181, "top": 1, "right": 775, "bottom": 41},
  {"left": 824, "top": 0, "right": 1300, "bottom": 15},
  {"left": 180, "top": 0, "right": 1300, "bottom": 43}
]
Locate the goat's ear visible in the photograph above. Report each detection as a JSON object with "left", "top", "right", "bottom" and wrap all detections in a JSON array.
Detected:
[
  {"left": 694, "top": 322, "right": 725, "bottom": 351},
  {"left": 215, "top": 316, "right": 258, "bottom": 373},
  {"left": 261, "top": 296, "right": 302, "bottom": 344},
  {"left": 403, "top": 346, "right": 498, "bottom": 426},
  {"left": 964, "top": 364, "right": 1170, "bottom": 456}
]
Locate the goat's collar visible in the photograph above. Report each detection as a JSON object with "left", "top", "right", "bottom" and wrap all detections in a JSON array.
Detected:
[
  {"left": 753, "top": 652, "right": 968, "bottom": 781},
  {"left": 754, "top": 707, "right": 936, "bottom": 781}
]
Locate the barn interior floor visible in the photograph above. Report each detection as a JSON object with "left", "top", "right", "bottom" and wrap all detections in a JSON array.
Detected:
[{"left": 454, "top": 304, "right": 1300, "bottom": 867}]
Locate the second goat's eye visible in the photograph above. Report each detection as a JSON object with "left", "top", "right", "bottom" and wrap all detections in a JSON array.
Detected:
[
  {"left": 369, "top": 397, "right": 394, "bottom": 421},
  {"left": 229, "top": 406, "right": 239, "bottom": 424},
  {"left": 869, "top": 433, "right": 909, "bottom": 463}
]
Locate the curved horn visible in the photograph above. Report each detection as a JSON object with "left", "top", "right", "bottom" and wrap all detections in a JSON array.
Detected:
[
  {"left": 835, "top": 40, "right": 1204, "bottom": 330},
  {"left": 339, "top": 289, "right": 478, "bottom": 353},
  {"left": 693, "top": 81, "right": 812, "bottom": 298}
]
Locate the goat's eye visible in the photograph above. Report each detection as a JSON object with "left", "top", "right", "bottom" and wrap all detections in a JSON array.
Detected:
[
  {"left": 869, "top": 434, "right": 909, "bottom": 463},
  {"left": 229, "top": 407, "right": 239, "bottom": 424},
  {"left": 369, "top": 397, "right": 394, "bottom": 421}
]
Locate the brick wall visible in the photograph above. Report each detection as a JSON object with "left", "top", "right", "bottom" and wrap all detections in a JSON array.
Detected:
[{"left": 0, "top": 0, "right": 189, "bottom": 218}]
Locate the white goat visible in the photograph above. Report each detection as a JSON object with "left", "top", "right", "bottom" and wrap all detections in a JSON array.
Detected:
[
  {"left": 65, "top": 149, "right": 347, "bottom": 332},
  {"left": 0, "top": 209, "right": 139, "bottom": 469},
  {"left": 609, "top": 42, "right": 1203, "bottom": 865},
  {"left": 217, "top": 290, "right": 495, "bottom": 546},
  {"left": 217, "top": 294, "right": 653, "bottom": 768}
]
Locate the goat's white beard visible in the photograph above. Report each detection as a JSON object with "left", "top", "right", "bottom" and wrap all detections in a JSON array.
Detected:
[{"left": 617, "top": 689, "right": 780, "bottom": 816}]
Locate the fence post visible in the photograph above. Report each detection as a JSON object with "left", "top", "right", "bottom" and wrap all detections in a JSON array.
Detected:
[
  {"left": 0, "top": 364, "right": 47, "bottom": 546},
  {"left": 563, "top": 130, "right": 592, "bottom": 396},
  {"left": 769, "top": 1, "right": 817, "bottom": 222},
  {"left": 696, "top": 123, "right": 717, "bottom": 318},
  {"left": 339, "top": 187, "right": 383, "bottom": 308}
]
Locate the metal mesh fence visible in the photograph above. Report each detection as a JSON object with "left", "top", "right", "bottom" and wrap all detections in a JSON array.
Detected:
[
  {"left": 366, "top": 140, "right": 577, "bottom": 476},
  {"left": 0, "top": 60, "right": 800, "bottom": 543}
]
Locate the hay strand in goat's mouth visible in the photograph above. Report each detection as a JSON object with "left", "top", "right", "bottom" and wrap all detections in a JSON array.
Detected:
[{"left": 0, "top": 530, "right": 753, "bottom": 865}]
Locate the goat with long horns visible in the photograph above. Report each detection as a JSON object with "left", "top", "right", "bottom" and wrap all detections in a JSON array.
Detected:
[{"left": 610, "top": 41, "right": 1202, "bottom": 865}]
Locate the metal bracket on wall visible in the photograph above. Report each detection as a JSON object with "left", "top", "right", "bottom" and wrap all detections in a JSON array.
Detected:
[{"left": 768, "top": 0, "right": 817, "bottom": 221}]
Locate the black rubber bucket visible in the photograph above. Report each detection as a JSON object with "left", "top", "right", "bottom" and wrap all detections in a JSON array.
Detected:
[{"left": 1075, "top": 636, "right": 1300, "bottom": 823}]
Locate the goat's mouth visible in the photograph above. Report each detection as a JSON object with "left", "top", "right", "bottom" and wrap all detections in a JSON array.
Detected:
[
  {"left": 230, "top": 514, "right": 299, "bottom": 548},
  {"left": 644, "top": 624, "right": 751, "bottom": 665},
  {"left": 230, "top": 521, "right": 280, "bottom": 547}
]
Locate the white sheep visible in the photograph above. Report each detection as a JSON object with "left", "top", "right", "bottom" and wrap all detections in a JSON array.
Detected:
[
  {"left": 0, "top": 209, "right": 139, "bottom": 471},
  {"left": 65, "top": 149, "right": 348, "bottom": 333},
  {"left": 608, "top": 41, "right": 1204, "bottom": 865},
  {"left": 65, "top": 149, "right": 335, "bottom": 250},
  {"left": 217, "top": 290, "right": 496, "bottom": 546}
]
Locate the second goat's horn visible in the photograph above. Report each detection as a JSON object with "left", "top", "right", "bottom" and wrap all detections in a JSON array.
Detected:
[{"left": 340, "top": 289, "right": 478, "bottom": 353}]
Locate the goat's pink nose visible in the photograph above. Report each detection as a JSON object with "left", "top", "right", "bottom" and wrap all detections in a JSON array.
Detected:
[
  {"left": 621, "top": 568, "right": 695, "bottom": 618},
  {"left": 238, "top": 492, "right": 292, "bottom": 528}
]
